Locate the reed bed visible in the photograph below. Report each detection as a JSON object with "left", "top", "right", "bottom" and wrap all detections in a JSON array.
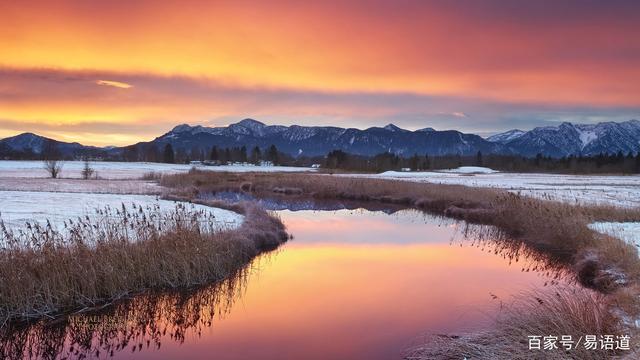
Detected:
[
  {"left": 0, "top": 201, "right": 288, "bottom": 326},
  {"left": 161, "top": 170, "right": 640, "bottom": 358},
  {"left": 404, "top": 286, "right": 626, "bottom": 360},
  {"left": 161, "top": 171, "right": 640, "bottom": 292}
]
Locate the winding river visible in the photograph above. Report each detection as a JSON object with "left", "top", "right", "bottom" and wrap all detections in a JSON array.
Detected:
[{"left": 1, "top": 207, "right": 566, "bottom": 359}]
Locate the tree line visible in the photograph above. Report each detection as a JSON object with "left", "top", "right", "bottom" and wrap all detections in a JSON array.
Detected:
[
  {"left": 3, "top": 139, "right": 639, "bottom": 174},
  {"left": 127, "top": 143, "right": 286, "bottom": 166},
  {"left": 323, "top": 150, "right": 640, "bottom": 174}
]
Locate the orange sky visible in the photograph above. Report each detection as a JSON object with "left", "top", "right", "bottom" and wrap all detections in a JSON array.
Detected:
[{"left": 1, "top": 0, "right": 639, "bottom": 145}]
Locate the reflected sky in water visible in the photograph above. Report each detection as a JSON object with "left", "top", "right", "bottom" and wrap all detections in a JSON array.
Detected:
[{"left": 2, "top": 208, "right": 562, "bottom": 360}]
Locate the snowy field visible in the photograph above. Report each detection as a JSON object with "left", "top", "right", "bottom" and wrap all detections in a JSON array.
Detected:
[
  {"left": 0, "top": 191, "right": 243, "bottom": 233},
  {"left": 589, "top": 222, "right": 640, "bottom": 255},
  {"left": 0, "top": 178, "right": 161, "bottom": 194},
  {"left": 348, "top": 167, "right": 640, "bottom": 208},
  {"left": 0, "top": 160, "right": 315, "bottom": 180}
]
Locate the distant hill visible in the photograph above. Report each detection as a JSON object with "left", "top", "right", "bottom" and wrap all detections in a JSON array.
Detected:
[
  {"left": 1, "top": 119, "right": 639, "bottom": 160},
  {"left": 139, "top": 118, "right": 508, "bottom": 158},
  {"left": 487, "top": 120, "right": 640, "bottom": 157},
  {"left": 0, "top": 133, "right": 107, "bottom": 159}
]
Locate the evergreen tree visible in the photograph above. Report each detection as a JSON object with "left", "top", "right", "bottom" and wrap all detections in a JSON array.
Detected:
[
  {"left": 250, "top": 146, "right": 262, "bottom": 165},
  {"left": 163, "top": 144, "right": 175, "bottom": 164},
  {"left": 240, "top": 145, "right": 248, "bottom": 163},
  {"left": 267, "top": 144, "right": 279, "bottom": 165},
  {"left": 409, "top": 153, "right": 420, "bottom": 171},
  {"left": 210, "top": 146, "right": 219, "bottom": 161},
  {"left": 224, "top": 148, "right": 231, "bottom": 164}
]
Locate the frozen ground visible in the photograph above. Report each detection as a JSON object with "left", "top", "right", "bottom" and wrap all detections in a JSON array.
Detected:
[
  {"left": 0, "top": 161, "right": 315, "bottom": 179},
  {"left": 0, "top": 191, "right": 243, "bottom": 233},
  {"left": 589, "top": 222, "right": 640, "bottom": 254},
  {"left": 440, "top": 166, "right": 498, "bottom": 174},
  {"left": 348, "top": 167, "right": 640, "bottom": 208},
  {"left": 0, "top": 178, "right": 161, "bottom": 194}
]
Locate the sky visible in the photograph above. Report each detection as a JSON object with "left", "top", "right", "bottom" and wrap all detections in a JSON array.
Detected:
[{"left": 1, "top": 0, "right": 639, "bottom": 146}]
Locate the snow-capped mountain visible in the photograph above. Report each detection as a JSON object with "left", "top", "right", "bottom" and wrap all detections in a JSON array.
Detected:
[
  {"left": 3, "top": 119, "right": 638, "bottom": 160},
  {"left": 487, "top": 120, "right": 640, "bottom": 157},
  {"left": 147, "top": 119, "right": 508, "bottom": 157},
  {"left": 486, "top": 129, "right": 525, "bottom": 144}
]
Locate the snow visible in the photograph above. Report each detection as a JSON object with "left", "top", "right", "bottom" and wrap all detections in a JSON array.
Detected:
[
  {"left": 378, "top": 167, "right": 498, "bottom": 177},
  {"left": 347, "top": 170, "right": 640, "bottom": 208},
  {"left": 486, "top": 129, "right": 525, "bottom": 143},
  {"left": 578, "top": 129, "right": 598, "bottom": 149},
  {"left": 0, "top": 161, "right": 315, "bottom": 179},
  {"left": 0, "top": 190, "right": 243, "bottom": 233},
  {"left": 589, "top": 222, "right": 640, "bottom": 253},
  {"left": 0, "top": 178, "right": 161, "bottom": 194},
  {"left": 440, "top": 166, "right": 498, "bottom": 174}
]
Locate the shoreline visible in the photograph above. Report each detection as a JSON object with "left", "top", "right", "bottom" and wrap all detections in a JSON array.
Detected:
[
  {"left": 161, "top": 170, "right": 640, "bottom": 357},
  {"left": 0, "top": 198, "right": 288, "bottom": 327}
]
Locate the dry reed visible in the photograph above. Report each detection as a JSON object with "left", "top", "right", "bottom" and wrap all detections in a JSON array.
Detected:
[{"left": 0, "top": 201, "right": 287, "bottom": 326}]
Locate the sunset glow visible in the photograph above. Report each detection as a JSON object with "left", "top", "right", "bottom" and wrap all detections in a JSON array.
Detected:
[{"left": 1, "top": 0, "right": 639, "bottom": 145}]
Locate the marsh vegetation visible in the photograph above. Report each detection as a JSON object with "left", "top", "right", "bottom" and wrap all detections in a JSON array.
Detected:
[
  {"left": 160, "top": 170, "right": 640, "bottom": 358},
  {"left": 0, "top": 201, "right": 287, "bottom": 325}
]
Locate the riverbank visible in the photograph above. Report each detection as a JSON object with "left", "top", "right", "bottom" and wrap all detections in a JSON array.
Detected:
[
  {"left": 0, "top": 201, "right": 288, "bottom": 325},
  {"left": 160, "top": 170, "right": 640, "bottom": 357}
]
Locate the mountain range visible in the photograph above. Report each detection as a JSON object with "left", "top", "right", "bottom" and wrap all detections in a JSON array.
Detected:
[
  {"left": 487, "top": 120, "right": 640, "bottom": 157},
  {"left": 1, "top": 119, "right": 639, "bottom": 160}
]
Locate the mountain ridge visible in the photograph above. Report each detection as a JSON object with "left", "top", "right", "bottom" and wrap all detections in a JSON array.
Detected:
[
  {"left": 487, "top": 119, "right": 640, "bottom": 157},
  {"left": 1, "top": 119, "right": 639, "bottom": 159}
]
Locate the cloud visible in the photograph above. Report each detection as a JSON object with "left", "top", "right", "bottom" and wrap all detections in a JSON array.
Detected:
[
  {"left": 0, "top": 67, "right": 639, "bottom": 145},
  {"left": 95, "top": 80, "right": 133, "bottom": 89}
]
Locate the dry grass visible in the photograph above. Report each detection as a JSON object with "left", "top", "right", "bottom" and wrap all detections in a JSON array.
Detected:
[
  {"left": 161, "top": 171, "right": 640, "bottom": 292},
  {"left": 0, "top": 265, "right": 251, "bottom": 359},
  {"left": 0, "top": 201, "right": 287, "bottom": 326},
  {"left": 404, "top": 286, "right": 632, "bottom": 360},
  {"left": 161, "top": 171, "right": 640, "bottom": 359}
]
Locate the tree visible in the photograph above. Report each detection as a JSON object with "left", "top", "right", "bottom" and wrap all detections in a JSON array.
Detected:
[
  {"left": 163, "top": 144, "right": 175, "bottom": 163},
  {"left": 42, "top": 139, "right": 62, "bottom": 178},
  {"left": 81, "top": 158, "right": 95, "bottom": 180},
  {"left": 240, "top": 145, "right": 248, "bottom": 163},
  {"left": 250, "top": 146, "right": 262, "bottom": 165},
  {"left": 476, "top": 151, "right": 483, "bottom": 166},
  {"left": 267, "top": 144, "right": 279, "bottom": 165},
  {"left": 224, "top": 148, "right": 231, "bottom": 164},
  {"left": 326, "top": 150, "right": 348, "bottom": 168},
  {"left": 44, "top": 159, "right": 62, "bottom": 178},
  {"left": 409, "top": 153, "right": 420, "bottom": 171},
  {"left": 210, "top": 146, "right": 219, "bottom": 161},
  {"left": 142, "top": 144, "right": 159, "bottom": 162}
]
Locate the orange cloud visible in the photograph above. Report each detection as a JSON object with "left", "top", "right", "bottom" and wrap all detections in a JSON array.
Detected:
[
  {"left": 95, "top": 80, "right": 133, "bottom": 89},
  {"left": 1, "top": 1, "right": 639, "bottom": 105},
  {"left": 0, "top": 1, "right": 639, "bottom": 144}
]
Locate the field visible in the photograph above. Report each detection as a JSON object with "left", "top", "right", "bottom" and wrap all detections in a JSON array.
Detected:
[
  {"left": 0, "top": 160, "right": 289, "bottom": 324},
  {"left": 0, "top": 160, "right": 315, "bottom": 179},
  {"left": 1, "top": 160, "right": 639, "bottom": 358},
  {"left": 0, "top": 190, "right": 244, "bottom": 232},
  {"left": 351, "top": 166, "right": 640, "bottom": 208}
]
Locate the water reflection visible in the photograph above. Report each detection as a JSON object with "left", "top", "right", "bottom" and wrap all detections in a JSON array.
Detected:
[
  {"left": 0, "top": 267, "right": 251, "bottom": 360},
  {"left": 0, "top": 208, "right": 568, "bottom": 360},
  {"left": 200, "top": 191, "right": 407, "bottom": 213}
]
